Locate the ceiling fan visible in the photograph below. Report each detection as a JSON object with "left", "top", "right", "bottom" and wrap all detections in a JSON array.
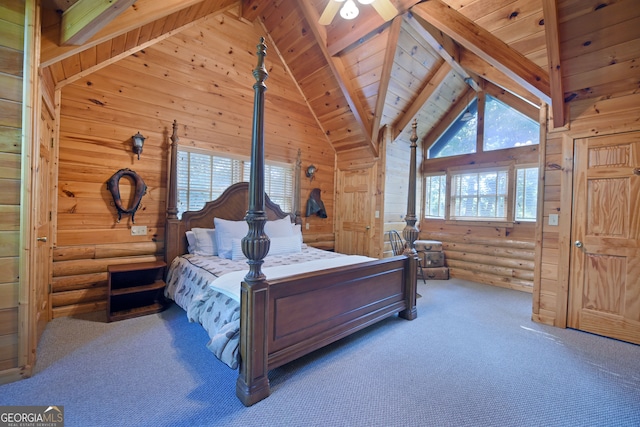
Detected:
[{"left": 319, "top": 0, "right": 398, "bottom": 25}]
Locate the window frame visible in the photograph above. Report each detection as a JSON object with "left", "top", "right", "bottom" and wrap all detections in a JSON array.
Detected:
[{"left": 422, "top": 160, "right": 539, "bottom": 227}]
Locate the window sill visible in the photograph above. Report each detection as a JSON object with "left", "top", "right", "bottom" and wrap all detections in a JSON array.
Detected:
[{"left": 445, "top": 220, "right": 514, "bottom": 228}]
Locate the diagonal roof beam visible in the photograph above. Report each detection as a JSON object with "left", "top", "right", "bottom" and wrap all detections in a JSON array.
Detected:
[
  {"left": 411, "top": 0, "right": 551, "bottom": 105},
  {"left": 41, "top": 0, "right": 237, "bottom": 68},
  {"left": 60, "top": 0, "right": 137, "bottom": 46},
  {"left": 393, "top": 60, "right": 451, "bottom": 141},
  {"left": 54, "top": 11, "right": 221, "bottom": 89},
  {"left": 371, "top": 16, "right": 402, "bottom": 140},
  {"left": 459, "top": 48, "right": 540, "bottom": 107},
  {"left": 405, "top": 11, "right": 481, "bottom": 92},
  {"left": 542, "top": 0, "right": 566, "bottom": 128},
  {"left": 299, "top": 0, "right": 377, "bottom": 155}
]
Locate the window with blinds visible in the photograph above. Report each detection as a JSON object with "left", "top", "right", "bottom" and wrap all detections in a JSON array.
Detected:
[{"left": 176, "top": 149, "right": 293, "bottom": 218}]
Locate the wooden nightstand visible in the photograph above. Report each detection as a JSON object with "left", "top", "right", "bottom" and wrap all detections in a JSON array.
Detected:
[{"left": 107, "top": 261, "right": 167, "bottom": 322}]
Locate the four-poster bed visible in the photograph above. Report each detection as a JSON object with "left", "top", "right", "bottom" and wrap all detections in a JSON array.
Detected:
[{"left": 164, "top": 38, "right": 419, "bottom": 406}]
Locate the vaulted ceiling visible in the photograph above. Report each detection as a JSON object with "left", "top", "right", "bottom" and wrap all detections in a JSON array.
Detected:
[{"left": 40, "top": 0, "right": 639, "bottom": 157}]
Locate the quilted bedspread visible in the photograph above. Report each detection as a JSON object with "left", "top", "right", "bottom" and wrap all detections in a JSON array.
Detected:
[{"left": 165, "top": 246, "right": 373, "bottom": 369}]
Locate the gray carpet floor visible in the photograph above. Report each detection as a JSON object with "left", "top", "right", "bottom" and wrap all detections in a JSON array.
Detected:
[{"left": 1, "top": 278, "right": 639, "bottom": 427}]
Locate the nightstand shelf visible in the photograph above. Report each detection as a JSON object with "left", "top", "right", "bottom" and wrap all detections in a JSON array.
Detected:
[{"left": 107, "top": 261, "right": 167, "bottom": 322}]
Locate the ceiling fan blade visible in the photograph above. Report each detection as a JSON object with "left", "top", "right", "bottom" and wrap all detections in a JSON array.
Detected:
[
  {"left": 319, "top": 1, "right": 341, "bottom": 25},
  {"left": 371, "top": 0, "right": 398, "bottom": 21}
]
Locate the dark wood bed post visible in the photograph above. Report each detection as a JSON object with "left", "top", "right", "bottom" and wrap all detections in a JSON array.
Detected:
[
  {"left": 399, "top": 119, "right": 419, "bottom": 320},
  {"left": 165, "top": 120, "right": 180, "bottom": 265},
  {"left": 236, "top": 37, "right": 272, "bottom": 407},
  {"left": 293, "top": 149, "right": 302, "bottom": 225}
]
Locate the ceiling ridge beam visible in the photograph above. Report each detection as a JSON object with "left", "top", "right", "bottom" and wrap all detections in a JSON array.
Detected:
[{"left": 411, "top": 0, "right": 551, "bottom": 105}]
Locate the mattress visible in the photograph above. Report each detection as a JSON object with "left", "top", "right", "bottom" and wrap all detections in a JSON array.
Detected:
[{"left": 165, "top": 245, "right": 374, "bottom": 369}]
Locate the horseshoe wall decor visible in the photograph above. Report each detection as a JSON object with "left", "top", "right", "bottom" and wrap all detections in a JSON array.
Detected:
[{"left": 107, "top": 168, "right": 147, "bottom": 223}]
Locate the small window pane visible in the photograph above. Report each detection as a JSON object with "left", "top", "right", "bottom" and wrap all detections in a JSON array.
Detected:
[
  {"left": 450, "top": 170, "right": 508, "bottom": 221},
  {"left": 424, "top": 175, "right": 446, "bottom": 218},
  {"left": 515, "top": 167, "right": 538, "bottom": 221},
  {"left": 429, "top": 99, "right": 478, "bottom": 159},
  {"left": 484, "top": 95, "right": 539, "bottom": 151}
]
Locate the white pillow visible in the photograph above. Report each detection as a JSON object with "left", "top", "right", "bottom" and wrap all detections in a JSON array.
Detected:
[
  {"left": 214, "top": 218, "right": 248, "bottom": 259},
  {"left": 186, "top": 230, "right": 196, "bottom": 254},
  {"left": 190, "top": 228, "right": 217, "bottom": 256},
  {"left": 269, "top": 235, "right": 302, "bottom": 256},
  {"left": 231, "top": 238, "right": 246, "bottom": 260},
  {"left": 292, "top": 223, "right": 303, "bottom": 244},
  {"left": 231, "top": 235, "right": 302, "bottom": 260},
  {"left": 264, "top": 217, "right": 294, "bottom": 238}
]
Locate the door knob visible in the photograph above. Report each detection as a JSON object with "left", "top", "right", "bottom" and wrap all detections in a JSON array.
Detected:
[
  {"left": 574, "top": 240, "right": 583, "bottom": 248},
  {"left": 365, "top": 226, "right": 371, "bottom": 230},
  {"left": 37, "top": 236, "right": 47, "bottom": 242}
]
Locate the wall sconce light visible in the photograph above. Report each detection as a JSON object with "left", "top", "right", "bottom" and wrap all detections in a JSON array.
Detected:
[
  {"left": 306, "top": 165, "right": 317, "bottom": 181},
  {"left": 131, "top": 132, "right": 145, "bottom": 160}
]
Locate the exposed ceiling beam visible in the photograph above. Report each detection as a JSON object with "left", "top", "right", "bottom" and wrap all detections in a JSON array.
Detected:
[
  {"left": 406, "top": 11, "right": 481, "bottom": 92},
  {"left": 393, "top": 61, "right": 451, "bottom": 141},
  {"left": 459, "top": 48, "right": 541, "bottom": 108},
  {"left": 542, "top": 0, "right": 566, "bottom": 128},
  {"left": 325, "top": 0, "right": 421, "bottom": 56},
  {"left": 411, "top": 0, "right": 551, "bottom": 105},
  {"left": 299, "top": 0, "right": 377, "bottom": 155},
  {"left": 41, "top": 0, "right": 237, "bottom": 67},
  {"left": 54, "top": 11, "right": 220, "bottom": 89},
  {"left": 60, "top": 0, "right": 136, "bottom": 46},
  {"left": 371, "top": 16, "right": 402, "bottom": 141}
]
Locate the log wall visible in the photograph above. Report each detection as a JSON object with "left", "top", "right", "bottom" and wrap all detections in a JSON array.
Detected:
[
  {"left": 54, "top": 14, "right": 336, "bottom": 318},
  {"left": 0, "top": 0, "right": 25, "bottom": 377}
]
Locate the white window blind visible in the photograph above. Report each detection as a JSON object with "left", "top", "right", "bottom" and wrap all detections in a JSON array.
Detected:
[
  {"left": 450, "top": 169, "right": 509, "bottom": 220},
  {"left": 176, "top": 149, "right": 293, "bottom": 218},
  {"left": 515, "top": 167, "right": 538, "bottom": 221}
]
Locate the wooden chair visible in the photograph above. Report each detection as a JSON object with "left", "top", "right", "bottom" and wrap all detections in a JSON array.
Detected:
[
  {"left": 388, "top": 230, "right": 425, "bottom": 283},
  {"left": 388, "top": 230, "right": 405, "bottom": 257}
]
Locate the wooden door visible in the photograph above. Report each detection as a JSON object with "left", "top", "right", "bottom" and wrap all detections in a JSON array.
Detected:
[
  {"left": 335, "top": 166, "right": 376, "bottom": 256},
  {"left": 33, "top": 100, "right": 54, "bottom": 341},
  {"left": 568, "top": 132, "right": 640, "bottom": 344}
]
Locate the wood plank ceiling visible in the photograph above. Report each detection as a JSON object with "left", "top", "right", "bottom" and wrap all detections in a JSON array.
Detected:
[{"left": 40, "top": 0, "right": 640, "bottom": 157}]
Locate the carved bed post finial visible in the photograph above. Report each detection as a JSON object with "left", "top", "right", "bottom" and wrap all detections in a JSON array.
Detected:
[
  {"left": 237, "top": 37, "right": 271, "bottom": 407},
  {"left": 403, "top": 119, "right": 419, "bottom": 252}
]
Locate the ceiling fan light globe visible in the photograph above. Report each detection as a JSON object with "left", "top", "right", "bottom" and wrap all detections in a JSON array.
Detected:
[
  {"left": 340, "top": 0, "right": 360, "bottom": 19},
  {"left": 358, "top": 0, "right": 375, "bottom": 4}
]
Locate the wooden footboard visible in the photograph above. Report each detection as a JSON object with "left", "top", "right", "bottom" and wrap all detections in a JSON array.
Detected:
[{"left": 236, "top": 254, "right": 418, "bottom": 406}]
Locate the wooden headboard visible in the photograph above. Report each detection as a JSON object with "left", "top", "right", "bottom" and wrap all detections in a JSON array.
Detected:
[{"left": 164, "top": 181, "right": 294, "bottom": 265}]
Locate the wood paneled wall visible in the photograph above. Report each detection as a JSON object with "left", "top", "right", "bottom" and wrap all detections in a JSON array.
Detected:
[
  {"left": 534, "top": 95, "right": 640, "bottom": 326},
  {"left": 54, "top": 14, "right": 336, "bottom": 318},
  {"left": 532, "top": 0, "right": 640, "bottom": 327},
  {"left": 0, "top": 0, "right": 25, "bottom": 376}
]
